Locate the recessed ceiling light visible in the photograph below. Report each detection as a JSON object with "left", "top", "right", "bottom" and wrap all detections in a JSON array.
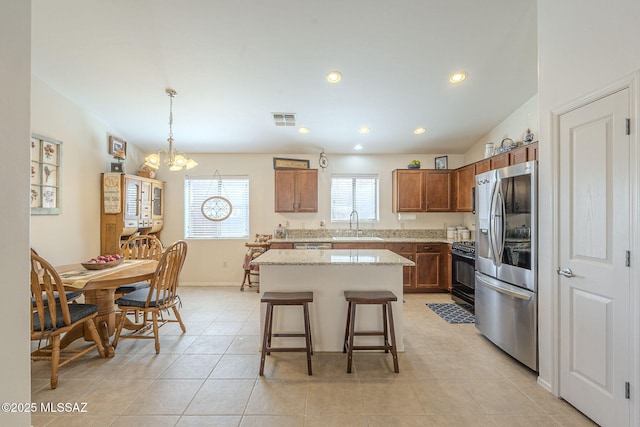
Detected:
[
  {"left": 354, "top": 144, "right": 363, "bottom": 151},
  {"left": 358, "top": 127, "right": 370, "bottom": 134},
  {"left": 298, "top": 127, "right": 309, "bottom": 134},
  {"left": 449, "top": 72, "right": 467, "bottom": 83},
  {"left": 414, "top": 127, "right": 426, "bottom": 135},
  {"left": 327, "top": 71, "right": 342, "bottom": 83}
]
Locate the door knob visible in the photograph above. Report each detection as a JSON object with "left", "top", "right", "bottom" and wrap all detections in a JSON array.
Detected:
[{"left": 556, "top": 267, "right": 575, "bottom": 278}]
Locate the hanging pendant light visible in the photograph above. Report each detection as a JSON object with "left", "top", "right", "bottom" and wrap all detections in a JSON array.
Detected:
[{"left": 144, "top": 88, "right": 197, "bottom": 171}]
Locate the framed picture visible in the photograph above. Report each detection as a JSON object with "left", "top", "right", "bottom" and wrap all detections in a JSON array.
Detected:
[
  {"left": 435, "top": 155, "right": 448, "bottom": 170},
  {"left": 273, "top": 157, "right": 310, "bottom": 169},
  {"left": 31, "top": 134, "right": 62, "bottom": 215},
  {"left": 108, "top": 135, "right": 127, "bottom": 160}
]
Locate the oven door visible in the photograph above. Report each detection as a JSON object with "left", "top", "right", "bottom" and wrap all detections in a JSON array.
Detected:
[{"left": 451, "top": 249, "right": 476, "bottom": 309}]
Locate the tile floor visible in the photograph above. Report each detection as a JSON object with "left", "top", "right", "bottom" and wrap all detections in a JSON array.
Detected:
[{"left": 31, "top": 287, "right": 597, "bottom": 426}]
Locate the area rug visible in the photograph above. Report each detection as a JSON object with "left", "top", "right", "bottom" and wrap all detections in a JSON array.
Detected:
[{"left": 426, "top": 303, "right": 475, "bottom": 324}]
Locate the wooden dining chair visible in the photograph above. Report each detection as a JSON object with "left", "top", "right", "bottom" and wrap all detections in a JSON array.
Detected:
[
  {"left": 30, "top": 251, "right": 105, "bottom": 389},
  {"left": 116, "top": 234, "right": 163, "bottom": 295},
  {"left": 112, "top": 240, "right": 188, "bottom": 354},
  {"left": 30, "top": 248, "right": 82, "bottom": 305}
]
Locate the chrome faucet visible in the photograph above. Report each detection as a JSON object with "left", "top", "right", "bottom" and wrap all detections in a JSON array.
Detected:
[{"left": 349, "top": 209, "right": 360, "bottom": 236}]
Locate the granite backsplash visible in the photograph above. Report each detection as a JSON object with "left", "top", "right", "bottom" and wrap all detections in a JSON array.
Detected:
[{"left": 280, "top": 228, "right": 446, "bottom": 239}]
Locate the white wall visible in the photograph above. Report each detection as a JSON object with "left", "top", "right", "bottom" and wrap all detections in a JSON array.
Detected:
[
  {"left": 538, "top": 0, "right": 640, "bottom": 404},
  {"left": 30, "top": 77, "right": 146, "bottom": 265},
  {"left": 465, "top": 94, "right": 539, "bottom": 164},
  {"left": 158, "top": 153, "right": 466, "bottom": 284},
  {"left": 1, "top": 2, "right": 31, "bottom": 425}
]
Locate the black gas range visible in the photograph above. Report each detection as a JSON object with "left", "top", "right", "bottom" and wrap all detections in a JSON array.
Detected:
[{"left": 451, "top": 241, "right": 476, "bottom": 311}]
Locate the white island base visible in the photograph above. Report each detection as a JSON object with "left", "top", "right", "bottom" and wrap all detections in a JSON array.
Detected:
[{"left": 252, "top": 249, "right": 412, "bottom": 352}]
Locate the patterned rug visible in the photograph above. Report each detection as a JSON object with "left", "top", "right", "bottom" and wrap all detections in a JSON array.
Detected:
[{"left": 426, "top": 303, "right": 475, "bottom": 324}]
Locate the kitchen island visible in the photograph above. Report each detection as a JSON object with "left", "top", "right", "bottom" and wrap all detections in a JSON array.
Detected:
[{"left": 251, "top": 249, "right": 414, "bottom": 351}]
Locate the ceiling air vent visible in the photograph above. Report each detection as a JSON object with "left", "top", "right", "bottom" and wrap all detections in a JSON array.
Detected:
[{"left": 272, "top": 113, "right": 296, "bottom": 126}]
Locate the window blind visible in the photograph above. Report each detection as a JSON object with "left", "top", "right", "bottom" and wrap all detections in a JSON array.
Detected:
[
  {"left": 331, "top": 174, "right": 379, "bottom": 221},
  {"left": 184, "top": 175, "right": 249, "bottom": 239}
]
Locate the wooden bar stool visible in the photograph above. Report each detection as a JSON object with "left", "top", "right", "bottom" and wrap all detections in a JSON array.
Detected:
[
  {"left": 343, "top": 290, "right": 399, "bottom": 373},
  {"left": 260, "top": 291, "right": 314, "bottom": 376}
]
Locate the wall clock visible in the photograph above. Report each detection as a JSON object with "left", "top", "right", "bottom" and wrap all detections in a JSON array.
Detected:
[{"left": 319, "top": 151, "right": 329, "bottom": 169}]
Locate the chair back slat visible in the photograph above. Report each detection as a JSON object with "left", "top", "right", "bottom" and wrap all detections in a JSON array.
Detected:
[
  {"left": 120, "top": 235, "right": 163, "bottom": 261},
  {"left": 146, "top": 240, "right": 187, "bottom": 308},
  {"left": 30, "top": 252, "right": 72, "bottom": 330}
]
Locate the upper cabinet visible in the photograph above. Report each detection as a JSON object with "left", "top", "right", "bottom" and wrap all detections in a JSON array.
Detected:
[
  {"left": 392, "top": 169, "right": 425, "bottom": 212},
  {"left": 274, "top": 169, "right": 318, "bottom": 212},
  {"left": 453, "top": 164, "right": 475, "bottom": 212},
  {"left": 392, "top": 169, "right": 451, "bottom": 212},
  {"left": 490, "top": 152, "right": 510, "bottom": 170},
  {"left": 425, "top": 170, "right": 451, "bottom": 211}
]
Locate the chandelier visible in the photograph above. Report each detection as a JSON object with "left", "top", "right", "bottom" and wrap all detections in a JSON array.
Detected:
[{"left": 144, "top": 88, "right": 197, "bottom": 172}]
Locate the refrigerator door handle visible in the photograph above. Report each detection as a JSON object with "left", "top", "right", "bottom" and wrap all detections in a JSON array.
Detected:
[
  {"left": 477, "top": 273, "right": 532, "bottom": 301},
  {"left": 495, "top": 186, "right": 506, "bottom": 265},
  {"left": 489, "top": 181, "right": 502, "bottom": 266}
]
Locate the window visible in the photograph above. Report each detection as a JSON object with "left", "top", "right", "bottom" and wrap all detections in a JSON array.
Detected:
[
  {"left": 184, "top": 175, "right": 249, "bottom": 239},
  {"left": 331, "top": 174, "right": 379, "bottom": 222}
]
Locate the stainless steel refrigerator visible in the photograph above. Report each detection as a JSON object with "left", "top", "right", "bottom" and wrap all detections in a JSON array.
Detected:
[{"left": 475, "top": 161, "right": 537, "bottom": 370}]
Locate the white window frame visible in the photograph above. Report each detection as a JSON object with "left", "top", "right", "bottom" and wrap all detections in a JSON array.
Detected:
[
  {"left": 330, "top": 174, "right": 379, "bottom": 222},
  {"left": 184, "top": 175, "right": 250, "bottom": 239}
]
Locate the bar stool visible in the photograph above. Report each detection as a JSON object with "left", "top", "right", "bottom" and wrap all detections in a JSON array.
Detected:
[
  {"left": 343, "top": 290, "right": 399, "bottom": 373},
  {"left": 260, "top": 291, "right": 314, "bottom": 376}
]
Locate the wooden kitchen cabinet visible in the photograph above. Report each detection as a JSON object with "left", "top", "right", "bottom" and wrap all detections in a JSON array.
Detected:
[
  {"left": 475, "top": 159, "right": 491, "bottom": 174},
  {"left": 442, "top": 243, "right": 453, "bottom": 291},
  {"left": 509, "top": 146, "right": 528, "bottom": 165},
  {"left": 490, "top": 152, "right": 510, "bottom": 170},
  {"left": 274, "top": 169, "right": 318, "bottom": 212},
  {"left": 415, "top": 243, "right": 442, "bottom": 291},
  {"left": 453, "top": 164, "right": 475, "bottom": 212},
  {"left": 101, "top": 173, "right": 164, "bottom": 255},
  {"left": 425, "top": 170, "right": 451, "bottom": 211},
  {"left": 392, "top": 169, "right": 451, "bottom": 212},
  {"left": 392, "top": 169, "right": 425, "bottom": 212},
  {"left": 528, "top": 142, "right": 539, "bottom": 161},
  {"left": 385, "top": 243, "right": 416, "bottom": 290}
]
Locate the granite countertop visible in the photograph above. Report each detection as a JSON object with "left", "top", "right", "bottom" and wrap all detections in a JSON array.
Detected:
[{"left": 251, "top": 249, "right": 416, "bottom": 266}]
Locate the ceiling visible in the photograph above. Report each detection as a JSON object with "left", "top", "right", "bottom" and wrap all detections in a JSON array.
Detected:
[{"left": 31, "top": 0, "right": 537, "bottom": 155}]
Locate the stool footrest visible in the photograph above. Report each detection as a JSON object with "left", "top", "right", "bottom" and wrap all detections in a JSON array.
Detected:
[
  {"left": 352, "top": 331, "right": 386, "bottom": 336},
  {"left": 272, "top": 333, "right": 306, "bottom": 338},
  {"left": 347, "top": 345, "right": 392, "bottom": 351},
  {"left": 265, "top": 347, "right": 309, "bottom": 352}
]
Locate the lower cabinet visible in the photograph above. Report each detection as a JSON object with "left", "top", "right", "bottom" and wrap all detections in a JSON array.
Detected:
[
  {"left": 415, "top": 243, "right": 441, "bottom": 291},
  {"left": 443, "top": 243, "right": 452, "bottom": 291},
  {"left": 386, "top": 242, "right": 448, "bottom": 293},
  {"left": 385, "top": 243, "right": 415, "bottom": 290}
]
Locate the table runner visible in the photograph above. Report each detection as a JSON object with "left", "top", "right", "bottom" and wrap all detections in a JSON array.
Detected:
[{"left": 59, "top": 259, "right": 154, "bottom": 288}]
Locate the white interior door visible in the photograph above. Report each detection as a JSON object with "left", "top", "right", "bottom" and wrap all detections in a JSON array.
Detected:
[{"left": 558, "top": 88, "right": 630, "bottom": 426}]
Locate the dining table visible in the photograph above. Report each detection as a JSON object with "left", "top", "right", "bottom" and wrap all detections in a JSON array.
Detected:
[{"left": 56, "top": 259, "right": 158, "bottom": 357}]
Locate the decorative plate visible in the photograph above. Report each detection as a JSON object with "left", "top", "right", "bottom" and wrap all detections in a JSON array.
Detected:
[{"left": 201, "top": 196, "right": 233, "bottom": 221}]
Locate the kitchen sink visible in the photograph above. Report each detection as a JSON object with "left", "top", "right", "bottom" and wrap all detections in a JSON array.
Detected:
[{"left": 331, "top": 236, "right": 384, "bottom": 241}]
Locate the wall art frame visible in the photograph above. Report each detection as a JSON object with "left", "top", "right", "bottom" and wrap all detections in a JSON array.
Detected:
[
  {"left": 273, "top": 157, "right": 310, "bottom": 169},
  {"left": 31, "top": 133, "right": 62, "bottom": 215},
  {"left": 435, "top": 155, "right": 448, "bottom": 170},
  {"left": 108, "top": 135, "right": 127, "bottom": 159}
]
